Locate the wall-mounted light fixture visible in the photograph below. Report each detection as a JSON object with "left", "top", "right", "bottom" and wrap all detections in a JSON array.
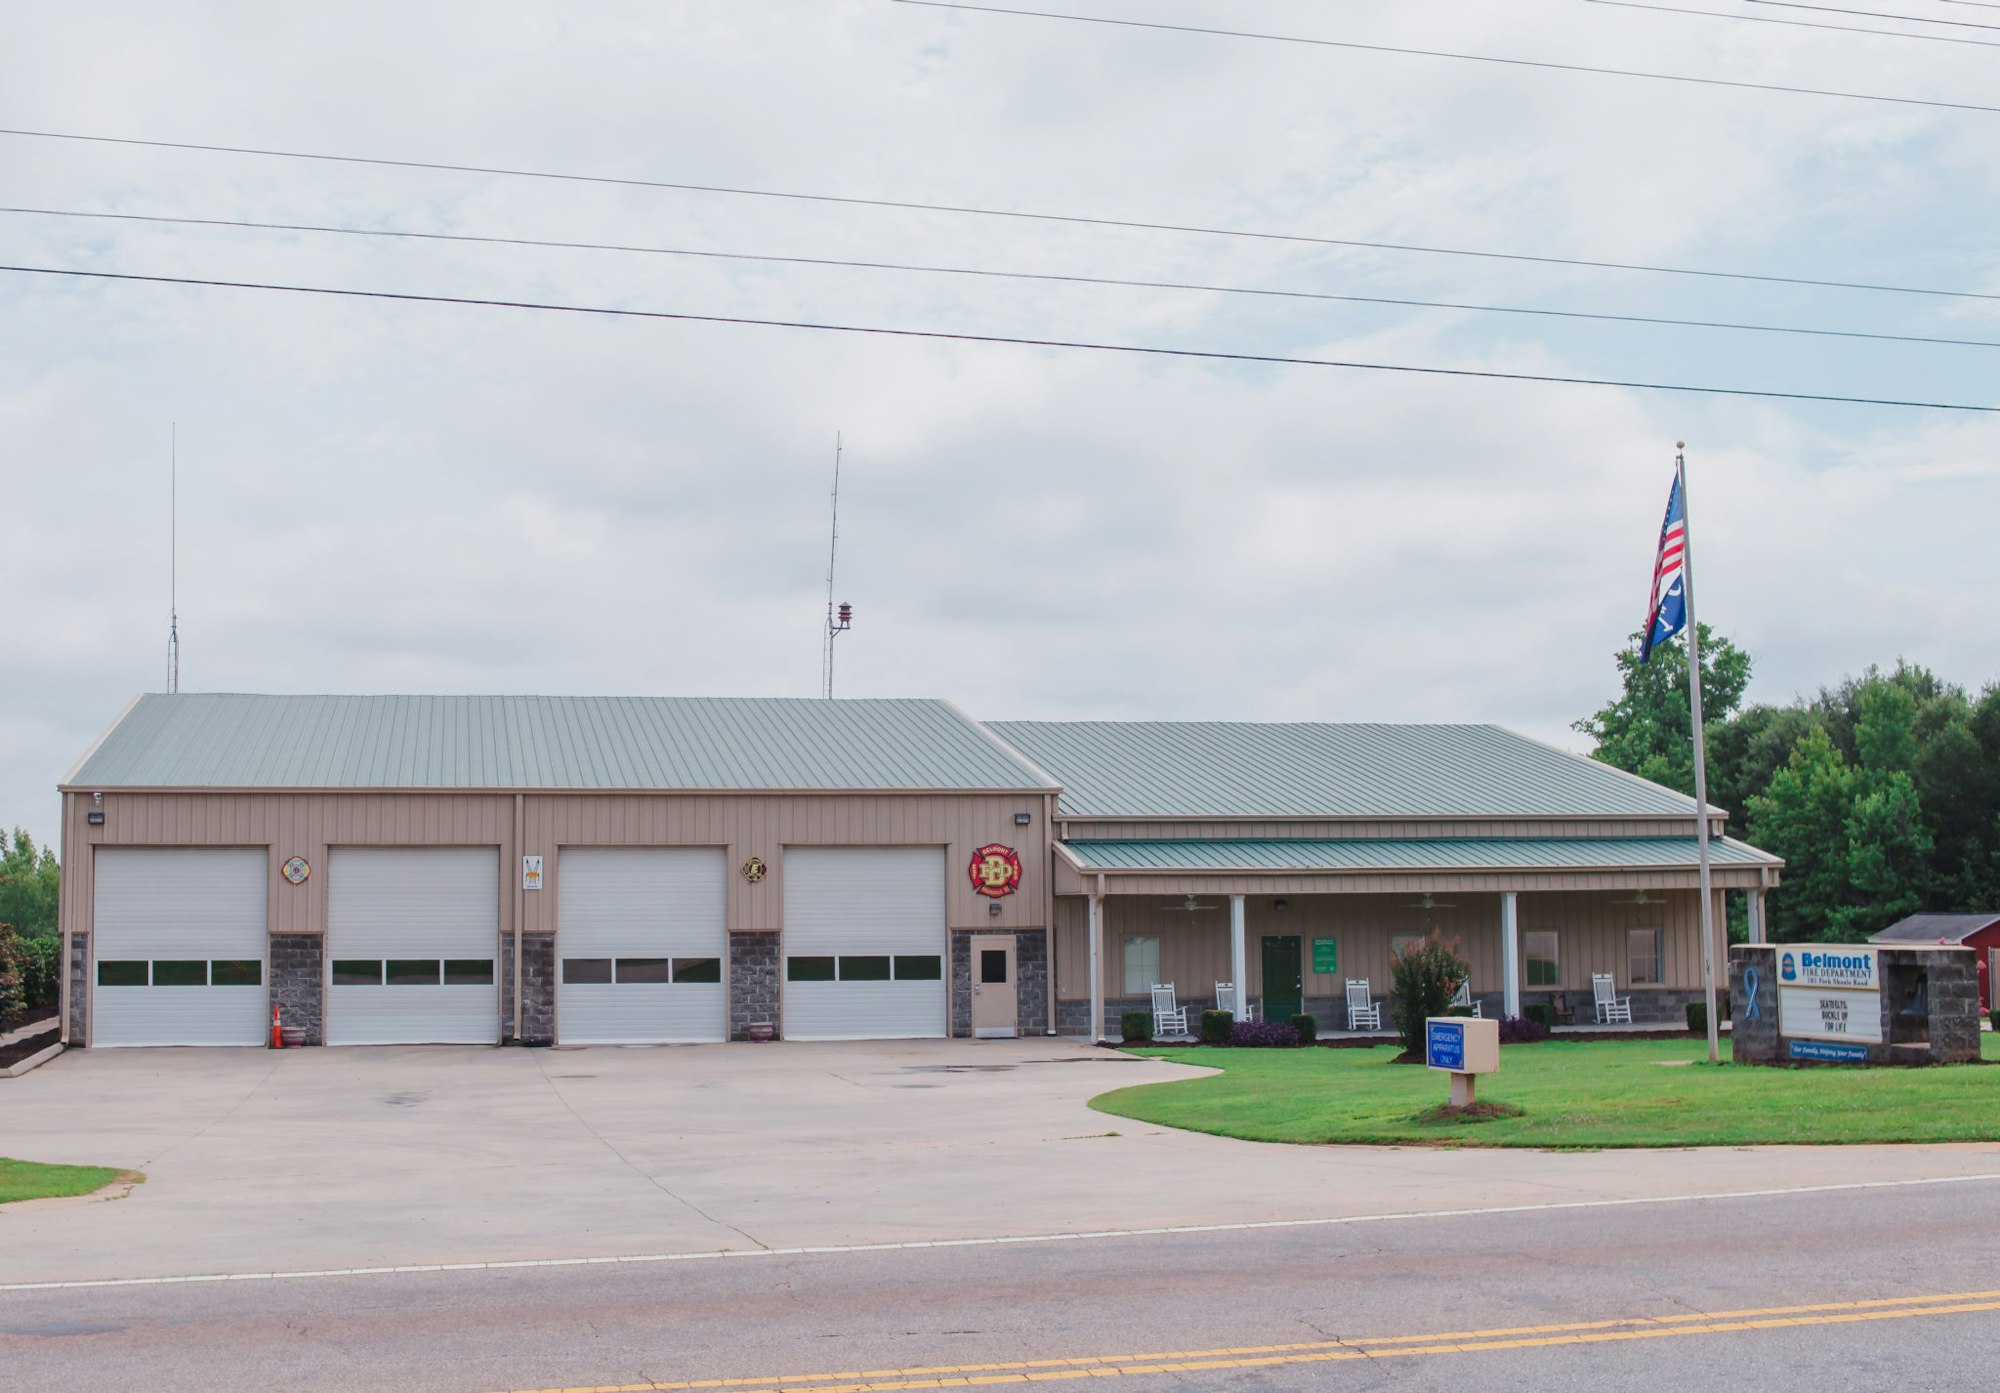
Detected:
[
  {"left": 988, "top": 901, "right": 1004, "bottom": 916},
  {"left": 1014, "top": 812, "right": 1032, "bottom": 825},
  {"left": 1272, "top": 898, "right": 1290, "bottom": 911},
  {"left": 87, "top": 811, "right": 106, "bottom": 826}
]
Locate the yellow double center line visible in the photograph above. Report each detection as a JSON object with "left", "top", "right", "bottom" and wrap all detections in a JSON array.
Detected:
[{"left": 500, "top": 1288, "right": 2000, "bottom": 1393}]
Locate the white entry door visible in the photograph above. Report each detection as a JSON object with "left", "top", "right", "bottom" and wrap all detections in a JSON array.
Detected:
[
  {"left": 557, "top": 848, "right": 727, "bottom": 1044},
  {"left": 327, "top": 848, "right": 499, "bottom": 1045},
  {"left": 92, "top": 848, "right": 268, "bottom": 1047},
  {"left": 782, "top": 847, "right": 947, "bottom": 1041}
]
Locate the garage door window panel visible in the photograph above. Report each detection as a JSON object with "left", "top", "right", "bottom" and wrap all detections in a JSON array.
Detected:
[
  {"left": 331, "top": 960, "right": 384, "bottom": 986},
  {"left": 672, "top": 957, "right": 721, "bottom": 983},
  {"left": 563, "top": 958, "right": 613, "bottom": 984},
  {"left": 615, "top": 957, "right": 672, "bottom": 984},
  {"left": 895, "top": 955, "right": 942, "bottom": 981},
  {"left": 840, "top": 955, "right": 892, "bottom": 982},
  {"left": 97, "top": 960, "right": 148, "bottom": 987},
  {"left": 211, "top": 960, "right": 263, "bottom": 987},
  {"left": 385, "top": 959, "right": 442, "bottom": 985},
  {"left": 788, "top": 956, "right": 837, "bottom": 982},
  {"left": 443, "top": 958, "right": 494, "bottom": 986},
  {"left": 151, "top": 960, "right": 208, "bottom": 987}
]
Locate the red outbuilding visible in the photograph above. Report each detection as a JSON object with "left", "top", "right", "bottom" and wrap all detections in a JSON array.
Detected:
[{"left": 1871, "top": 913, "right": 2000, "bottom": 1014}]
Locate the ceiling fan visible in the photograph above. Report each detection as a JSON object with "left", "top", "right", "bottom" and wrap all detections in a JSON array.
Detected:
[
  {"left": 1614, "top": 890, "right": 1661, "bottom": 906},
  {"left": 1404, "top": 893, "right": 1458, "bottom": 911},
  {"left": 1165, "top": 895, "right": 1220, "bottom": 912}
]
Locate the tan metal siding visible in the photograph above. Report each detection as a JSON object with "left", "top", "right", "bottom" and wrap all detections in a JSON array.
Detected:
[
  {"left": 64, "top": 790, "right": 1048, "bottom": 941},
  {"left": 1094, "top": 868, "right": 1765, "bottom": 895}
]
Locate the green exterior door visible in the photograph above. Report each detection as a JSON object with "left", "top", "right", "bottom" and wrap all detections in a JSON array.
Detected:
[{"left": 1261, "top": 935, "right": 1303, "bottom": 1022}]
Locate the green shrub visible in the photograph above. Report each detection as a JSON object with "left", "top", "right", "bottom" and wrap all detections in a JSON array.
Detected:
[
  {"left": 1687, "top": 1001, "right": 1707, "bottom": 1035},
  {"left": 0, "top": 925, "right": 24, "bottom": 1025},
  {"left": 1522, "top": 1003, "right": 1554, "bottom": 1029},
  {"left": 1389, "top": 931, "right": 1472, "bottom": 1059},
  {"left": 18, "top": 933, "right": 59, "bottom": 1009},
  {"left": 1200, "top": 1009, "right": 1234, "bottom": 1045},
  {"left": 1445, "top": 1005, "right": 1475, "bottom": 1018},
  {"left": 1290, "top": 1012, "right": 1317, "bottom": 1043},
  {"left": 1120, "top": 1010, "right": 1152, "bottom": 1044}
]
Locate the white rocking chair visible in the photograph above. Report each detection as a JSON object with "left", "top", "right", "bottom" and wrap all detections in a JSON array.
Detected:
[
  {"left": 1213, "top": 980, "right": 1257, "bottom": 1021},
  {"left": 1449, "top": 979, "right": 1483, "bottom": 1018},
  {"left": 1345, "top": 979, "right": 1382, "bottom": 1031},
  {"left": 1151, "top": 983, "right": 1190, "bottom": 1038},
  {"left": 1592, "top": 973, "right": 1632, "bottom": 1025}
]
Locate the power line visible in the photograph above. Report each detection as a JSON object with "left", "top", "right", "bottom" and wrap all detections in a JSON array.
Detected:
[
  {"left": 2, "top": 260, "right": 1993, "bottom": 412},
  {"left": 1586, "top": 0, "right": 2000, "bottom": 47},
  {"left": 1745, "top": 0, "right": 2000, "bottom": 29},
  {"left": 11, "top": 203, "right": 2000, "bottom": 353},
  {"left": 2, "top": 127, "right": 1995, "bottom": 306},
  {"left": 893, "top": 0, "right": 2000, "bottom": 115}
]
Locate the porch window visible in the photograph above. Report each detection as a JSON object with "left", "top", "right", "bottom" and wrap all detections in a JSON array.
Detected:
[
  {"left": 1122, "top": 935, "right": 1161, "bottom": 995},
  {"left": 1524, "top": 931, "right": 1560, "bottom": 987},
  {"left": 1628, "top": 928, "right": 1664, "bottom": 986}
]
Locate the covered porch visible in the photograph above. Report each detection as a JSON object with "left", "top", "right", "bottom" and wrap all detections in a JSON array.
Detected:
[{"left": 1051, "top": 837, "right": 1782, "bottom": 1038}]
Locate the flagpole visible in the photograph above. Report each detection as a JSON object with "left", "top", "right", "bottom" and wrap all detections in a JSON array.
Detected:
[{"left": 1676, "top": 442, "right": 1722, "bottom": 1066}]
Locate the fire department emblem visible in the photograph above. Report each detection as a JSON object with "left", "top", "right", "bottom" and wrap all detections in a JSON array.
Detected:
[
  {"left": 281, "top": 856, "right": 311, "bottom": 885},
  {"left": 741, "top": 856, "right": 768, "bottom": 884},
  {"left": 969, "top": 843, "right": 1022, "bottom": 899}
]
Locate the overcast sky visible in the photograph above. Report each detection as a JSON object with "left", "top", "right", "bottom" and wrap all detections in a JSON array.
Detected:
[{"left": 4, "top": 0, "right": 1998, "bottom": 849}]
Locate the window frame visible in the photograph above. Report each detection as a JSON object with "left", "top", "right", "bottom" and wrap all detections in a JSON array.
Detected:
[
  {"left": 1627, "top": 928, "right": 1664, "bottom": 986},
  {"left": 1121, "top": 935, "right": 1162, "bottom": 996},
  {"left": 1523, "top": 931, "right": 1560, "bottom": 988}
]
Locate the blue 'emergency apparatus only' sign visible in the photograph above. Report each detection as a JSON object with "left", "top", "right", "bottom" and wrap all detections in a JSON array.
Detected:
[{"left": 1426, "top": 1019, "right": 1466, "bottom": 1071}]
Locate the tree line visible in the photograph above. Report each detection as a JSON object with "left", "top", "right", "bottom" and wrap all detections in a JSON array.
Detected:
[{"left": 1577, "top": 626, "right": 1998, "bottom": 943}]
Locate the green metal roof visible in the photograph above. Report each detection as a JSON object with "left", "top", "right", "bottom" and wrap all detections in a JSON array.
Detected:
[
  {"left": 1061, "top": 837, "right": 1778, "bottom": 873},
  {"left": 69, "top": 694, "right": 1056, "bottom": 792},
  {"left": 986, "top": 721, "right": 1699, "bottom": 818}
]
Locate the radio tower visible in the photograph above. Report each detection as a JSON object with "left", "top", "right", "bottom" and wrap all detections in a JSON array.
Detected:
[
  {"left": 821, "top": 434, "right": 852, "bottom": 699},
  {"left": 167, "top": 425, "right": 180, "bottom": 694}
]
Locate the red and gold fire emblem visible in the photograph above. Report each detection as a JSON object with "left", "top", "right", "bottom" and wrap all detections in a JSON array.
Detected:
[{"left": 969, "top": 843, "right": 1022, "bottom": 899}]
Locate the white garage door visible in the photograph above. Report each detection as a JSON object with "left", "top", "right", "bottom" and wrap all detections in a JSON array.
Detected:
[
  {"left": 327, "top": 848, "right": 499, "bottom": 1045},
  {"left": 557, "top": 848, "right": 726, "bottom": 1044},
  {"left": 783, "top": 847, "right": 946, "bottom": 1041},
  {"left": 92, "top": 849, "right": 268, "bottom": 1047}
]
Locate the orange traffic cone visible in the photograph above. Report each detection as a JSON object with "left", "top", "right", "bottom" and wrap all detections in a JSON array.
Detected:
[{"left": 271, "top": 1003, "right": 283, "bottom": 1049}]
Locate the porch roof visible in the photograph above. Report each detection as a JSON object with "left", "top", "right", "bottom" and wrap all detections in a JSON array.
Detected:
[{"left": 1058, "top": 836, "right": 1778, "bottom": 875}]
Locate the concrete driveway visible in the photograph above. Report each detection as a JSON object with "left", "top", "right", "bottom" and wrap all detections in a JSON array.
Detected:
[{"left": 4, "top": 1039, "right": 1999, "bottom": 1285}]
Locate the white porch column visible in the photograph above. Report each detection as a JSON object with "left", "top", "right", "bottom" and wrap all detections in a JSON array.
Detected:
[
  {"left": 1746, "top": 888, "right": 1765, "bottom": 945},
  {"left": 1088, "top": 892, "right": 1105, "bottom": 1042},
  {"left": 1501, "top": 891, "right": 1521, "bottom": 1019},
  {"left": 1228, "top": 894, "right": 1248, "bottom": 1018}
]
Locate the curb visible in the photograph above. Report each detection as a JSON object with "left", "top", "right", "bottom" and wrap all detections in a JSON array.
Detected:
[{"left": 2, "top": 1039, "right": 64, "bottom": 1078}]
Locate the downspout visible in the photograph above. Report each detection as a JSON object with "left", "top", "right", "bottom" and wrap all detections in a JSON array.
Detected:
[
  {"left": 513, "top": 792, "right": 525, "bottom": 1044},
  {"left": 57, "top": 791, "right": 70, "bottom": 1045},
  {"left": 1043, "top": 790, "right": 1057, "bottom": 1035}
]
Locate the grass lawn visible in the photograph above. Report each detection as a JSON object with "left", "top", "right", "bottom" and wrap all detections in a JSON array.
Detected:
[
  {"left": 1091, "top": 1035, "right": 2000, "bottom": 1149},
  {"left": 0, "top": 1158, "right": 130, "bottom": 1205}
]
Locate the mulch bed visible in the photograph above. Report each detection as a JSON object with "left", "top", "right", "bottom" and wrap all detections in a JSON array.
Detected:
[{"left": 0, "top": 1007, "right": 61, "bottom": 1070}]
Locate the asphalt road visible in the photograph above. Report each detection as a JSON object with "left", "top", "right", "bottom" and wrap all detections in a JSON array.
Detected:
[{"left": 6, "top": 1176, "right": 1999, "bottom": 1392}]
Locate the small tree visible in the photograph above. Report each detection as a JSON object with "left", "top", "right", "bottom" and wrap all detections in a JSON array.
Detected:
[
  {"left": 0, "top": 924, "right": 26, "bottom": 1025},
  {"left": 1389, "top": 930, "right": 1471, "bottom": 1060}
]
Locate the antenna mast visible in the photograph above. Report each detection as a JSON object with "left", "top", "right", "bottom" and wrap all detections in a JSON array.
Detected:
[
  {"left": 168, "top": 424, "right": 180, "bottom": 694},
  {"left": 821, "top": 434, "right": 852, "bottom": 699}
]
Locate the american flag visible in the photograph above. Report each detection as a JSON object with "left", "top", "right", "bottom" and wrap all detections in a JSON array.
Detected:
[{"left": 1639, "top": 474, "right": 1688, "bottom": 665}]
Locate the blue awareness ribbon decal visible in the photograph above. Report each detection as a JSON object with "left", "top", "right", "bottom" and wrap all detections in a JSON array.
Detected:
[{"left": 1743, "top": 966, "right": 1761, "bottom": 1019}]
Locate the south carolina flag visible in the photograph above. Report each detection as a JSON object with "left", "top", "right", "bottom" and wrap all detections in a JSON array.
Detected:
[{"left": 1639, "top": 474, "right": 1687, "bottom": 664}]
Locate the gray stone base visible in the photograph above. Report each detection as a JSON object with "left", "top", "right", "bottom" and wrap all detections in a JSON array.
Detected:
[
  {"left": 270, "top": 934, "right": 324, "bottom": 1045},
  {"left": 67, "top": 932, "right": 87, "bottom": 1044},
  {"left": 949, "top": 929, "right": 1050, "bottom": 1037},
  {"left": 499, "top": 932, "right": 557, "bottom": 1045},
  {"left": 730, "top": 932, "right": 780, "bottom": 1041}
]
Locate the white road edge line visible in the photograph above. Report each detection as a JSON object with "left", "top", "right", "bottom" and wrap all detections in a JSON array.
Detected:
[{"left": 5, "top": 1171, "right": 1999, "bottom": 1293}]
